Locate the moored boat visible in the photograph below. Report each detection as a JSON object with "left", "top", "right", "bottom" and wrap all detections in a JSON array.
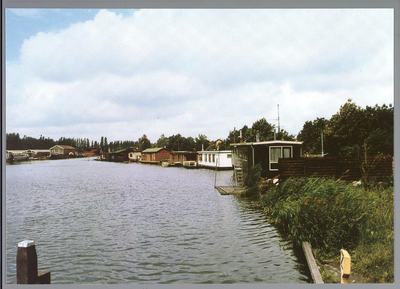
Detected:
[
  {"left": 183, "top": 161, "right": 199, "bottom": 169},
  {"left": 6, "top": 151, "right": 30, "bottom": 163}
]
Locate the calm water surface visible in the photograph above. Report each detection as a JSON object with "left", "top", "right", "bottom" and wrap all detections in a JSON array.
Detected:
[{"left": 6, "top": 158, "right": 310, "bottom": 284}]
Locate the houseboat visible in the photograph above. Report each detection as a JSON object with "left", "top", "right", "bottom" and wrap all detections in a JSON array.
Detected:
[
  {"left": 230, "top": 140, "right": 303, "bottom": 183},
  {"left": 169, "top": 151, "right": 198, "bottom": 166},
  {"left": 26, "top": 149, "right": 51, "bottom": 159},
  {"left": 48, "top": 145, "right": 76, "bottom": 159},
  {"left": 128, "top": 151, "right": 141, "bottom": 162},
  {"left": 103, "top": 148, "right": 134, "bottom": 162},
  {"left": 183, "top": 160, "right": 199, "bottom": 169},
  {"left": 6, "top": 150, "right": 30, "bottom": 163},
  {"left": 140, "top": 148, "right": 171, "bottom": 164},
  {"left": 197, "top": 150, "right": 233, "bottom": 170}
]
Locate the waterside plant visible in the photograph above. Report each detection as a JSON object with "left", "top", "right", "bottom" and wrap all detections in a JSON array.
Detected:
[{"left": 240, "top": 173, "right": 394, "bottom": 283}]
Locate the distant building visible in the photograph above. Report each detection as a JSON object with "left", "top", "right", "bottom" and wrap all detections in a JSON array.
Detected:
[
  {"left": 198, "top": 150, "right": 233, "bottom": 170},
  {"left": 141, "top": 148, "right": 170, "bottom": 164},
  {"left": 49, "top": 145, "right": 76, "bottom": 156}
]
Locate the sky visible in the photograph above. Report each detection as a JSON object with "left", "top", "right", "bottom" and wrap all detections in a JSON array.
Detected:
[{"left": 5, "top": 8, "right": 394, "bottom": 144}]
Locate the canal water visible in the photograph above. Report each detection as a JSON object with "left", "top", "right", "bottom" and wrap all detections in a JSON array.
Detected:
[{"left": 5, "top": 158, "right": 310, "bottom": 284}]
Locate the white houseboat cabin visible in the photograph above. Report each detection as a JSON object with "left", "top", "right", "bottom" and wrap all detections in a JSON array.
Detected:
[{"left": 197, "top": 150, "right": 233, "bottom": 170}]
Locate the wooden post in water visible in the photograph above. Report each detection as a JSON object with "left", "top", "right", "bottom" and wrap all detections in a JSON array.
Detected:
[
  {"left": 340, "top": 249, "right": 351, "bottom": 284},
  {"left": 17, "top": 240, "right": 51, "bottom": 284}
]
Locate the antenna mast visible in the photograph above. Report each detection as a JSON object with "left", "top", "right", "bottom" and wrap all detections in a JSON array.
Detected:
[{"left": 277, "top": 104, "right": 280, "bottom": 133}]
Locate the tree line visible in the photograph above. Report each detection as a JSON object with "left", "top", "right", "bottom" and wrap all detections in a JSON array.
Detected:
[
  {"left": 6, "top": 99, "right": 393, "bottom": 157},
  {"left": 297, "top": 99, "right": 393, "bottom": 157}
]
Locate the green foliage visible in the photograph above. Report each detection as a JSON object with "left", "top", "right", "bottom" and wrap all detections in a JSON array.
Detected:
[
  {"left": 6, "top": 133, "right": 94, "bottom": 151},
  {"left": 166, "top": 134, "right": 196, "bottom": 151},
  {"left": 297, "top": 99, "right": 393, "bottom": 157},
  {"left": 352, "top": 186, "right": 394, "bottom": 282},
  {"left": 326, "top": 99, "right": 393, "bottom": 156},
  {"left": 249, "top": 118, "right": 275, "bottom": 141},
  {"left": 241, "top": 164, "right": 262, "bottom": 199},
  {"left": 156, "top": 134, "right": 168, "bottom": 148},
  {"left": 275, "top": 128, "right": 296, "bottom": 141},
  {"left": 226, "top": 117, "right": 295, "bottom": 146},
  {"left": 353, "top": 242, "right": 394, "bottom": 283},
  {"left": 258, "top": 177, "right": 393, "bottom": 282},
  {"left": 108, "top": 140, "right": 139, "bottom": 151},
  {"left": 138, "top": 134, "right": 152, "bottom": 151},
  {"left": 195, "top": 134, "right": 210, "bottom": 151},
  {"left": 297, "top": 118, "right": 328, "bottom": 155}
]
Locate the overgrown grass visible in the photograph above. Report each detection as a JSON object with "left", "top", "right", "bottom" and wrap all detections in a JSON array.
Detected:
[{"left": 240, "top": 174, "right": 394, "bottom": 283}]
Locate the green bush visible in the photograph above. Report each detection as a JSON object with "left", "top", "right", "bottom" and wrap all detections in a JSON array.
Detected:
[{"left": 241, "top": 164, "right": 262, "bottom": 199}]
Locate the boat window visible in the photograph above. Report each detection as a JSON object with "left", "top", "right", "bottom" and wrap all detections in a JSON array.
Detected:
[
  {"left": 283, "top": 147, "right": 291, "bottom": 158},
  {"left": 270, "top": 147, "right": 281, "bottom": 163},
  {"left": 212, "top": 154, "right": 215, "bottom": 162}
]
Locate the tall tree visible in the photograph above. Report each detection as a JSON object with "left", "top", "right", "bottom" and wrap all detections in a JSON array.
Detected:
[
  {"left": 323, "top": 99, "right": 393, "bottom": 156},
  {"left": 195, "top": 134, "right": 210, "bottom": 151},
  {"left": 276, "top": 129, "right": 296, "bottom": 141},
  {"left": 156, "top": 134, "right": 168, "bottom": 148},
  {"left": 297, "top": 117, "right": 328, "bottom": 155},
  {"left": 139, "top": 134, "right": 151, "bottom": 151},
  {"left": 104, "top": 137, "right": 109, "bottom": 152},
  {"left": 250, "top": 118, "right": 275, "bottom": 142},
  {"left": 100, "top": 136, "right": 104, "bottom": 152},
  {"left": 363, "top": 103, "right": 393, "bottom": 155},
  {"left": 167, "top": 134, "right": 183, "bottom": 151},
  {"left": 181, "top": 136, "right": 196, "bottom": 151}
]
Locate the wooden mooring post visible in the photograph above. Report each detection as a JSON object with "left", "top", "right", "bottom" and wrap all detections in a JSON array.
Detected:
[
  {"left": 340, "top": 249, "right": 351, "bottom": 284},
  {"left": 17, "top": 240, "right": 51, "bottom": 284}
]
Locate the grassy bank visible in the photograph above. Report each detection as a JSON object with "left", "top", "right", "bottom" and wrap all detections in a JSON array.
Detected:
[{"left": 241, "top": 166, "right": 394, "bottom": 283}]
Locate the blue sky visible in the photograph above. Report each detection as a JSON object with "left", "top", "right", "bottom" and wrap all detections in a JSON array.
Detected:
[
  {"left": 5, "top": 8, "right": 394, "bottom": 144},
  {"left": 6, "top": 9, "right": 135, "bottom": 61}
]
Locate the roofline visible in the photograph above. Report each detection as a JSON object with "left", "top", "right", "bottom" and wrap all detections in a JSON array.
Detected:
[
  {"left": 141, "top": 147, "right": 170, "bottom": 153},
  {"left": 198, "top": 150, "right": 232, "bottom": 153},
  {"left": 50, "top": 145, "right": 75, "bottom": 149},
  {"left": 231, "top": 140, "right": 302, "bottom": 146}
]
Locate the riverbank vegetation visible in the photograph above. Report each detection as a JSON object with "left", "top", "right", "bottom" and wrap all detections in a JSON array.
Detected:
[{"left": 241, "top": 167, "right": 394, "bottom": 283}]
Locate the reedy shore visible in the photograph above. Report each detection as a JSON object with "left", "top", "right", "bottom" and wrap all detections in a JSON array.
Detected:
[{"left": 240, "top": 165, "right": 394, "bottom": 283}]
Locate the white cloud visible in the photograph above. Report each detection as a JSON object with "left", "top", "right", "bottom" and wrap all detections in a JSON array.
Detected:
[
  {"left": 6, "top": 9, "right": 394, "bottom": 142},
  {"left": 9, "top": 9, "right": 43, "bottom": 18}
]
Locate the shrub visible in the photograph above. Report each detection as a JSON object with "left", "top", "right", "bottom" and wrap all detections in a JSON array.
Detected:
[{"left": 241, "top": 164, "right": 262, "bottom": 199}]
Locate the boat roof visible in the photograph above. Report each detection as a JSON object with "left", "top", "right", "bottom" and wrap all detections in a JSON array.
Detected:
[
  {"left": 198, "top": 150, "right": 232, "bottom": 153},
  {"left": 50, "top": 145, "right": 75, "bottom": 149},
  {"left": 142, "top": 147, "right": 169, "bottom": 153},
  {"left": 231, "top": 140, "right": 302, "bottom": 147}
]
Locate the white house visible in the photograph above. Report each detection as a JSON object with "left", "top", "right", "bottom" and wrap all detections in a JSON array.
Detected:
[{"left": 197, "top": 150, "right": 233, "bottom": 170}]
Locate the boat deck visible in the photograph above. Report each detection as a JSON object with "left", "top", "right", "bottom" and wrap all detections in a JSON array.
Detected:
[{"left": 215, "top": 186, "right": 245, "bottom": 195}]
